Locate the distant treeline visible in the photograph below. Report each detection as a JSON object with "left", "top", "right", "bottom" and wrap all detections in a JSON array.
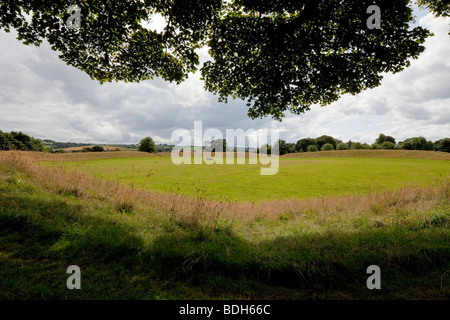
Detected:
[
  {"left": 203, "top": 135, "right": 450, "bottom": 155},
  {"left": 1, "top": 131, "right": 449, "bottom": 154},
  {"left": 44, "top": 139, "right": 173, "bottom": 152},
  {"left": 155, "top": 144, "right": 174, "bottom": 152},
  {"left": 43, "top": 140, "right": 139, "bottom": 150},
  {"left": 275, "top": 134, "right": 450, "bottom": 155}
]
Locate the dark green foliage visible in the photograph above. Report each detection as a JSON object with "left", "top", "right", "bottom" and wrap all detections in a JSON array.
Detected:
[
  {"left": 371, "top": 143, "right": 382, "bottom": 150},
  {"left": 382, "top": 141, "right": 395, "bottom": 150},
  {"left": 434, "top": 138, "right": 450, "bottom": 153},
  {"left": 337, "top": 142, "right": 349, "bottom": 150},
  {"left": 273, "top": 139, "right": 288, "bottom": 155},
  {"left": 138, "top": 137, "right": 157, "bottom": 153},
  {"left": 10, "top": 131, "right": 32, "bottom": 150},
  {"left": 0, "top": 1, "right": 431, "bottom": 119},
  {"left": 398, "top": 137, "right": 434, "bottom": 151},
  {"left": 350, "top": 142, "right": 363, "bottom": 150},
  {"left": 376, "top": 133, "right": 396, "bottom": 145},
  {"left": 91, "top": 145, "right": 105, "bottom": 152},
  {"left": 30, "top": 138, "right": 45, "bottom": 151},
  {"left": 285, "top": 143, "right": 296, "bottom": 154},
  {"left": 307, "top": 145, "right": 318, "bottom": 152},
  {"left": 81, "top": 146, "right": 100, "bottom": 152},
  {"left": 0, "top": 131, "right": 12, "bottom": 150},
  {"left": 202, "top": 0, "right": 431, "bottom": 119},
  {"left": 0, "top": 0, "right": 223, "bottom": 84},
  {"left": 316, "top": 135, "right": 339, "bottom": 150},
  {"left": 0, "top": 130, "right": 44, "bottom": 151},
  {"left": 321, "top": 143, "right": 334, "bottom": 151},
  {"left": 296, "top": 138, "right": 317, "bottom": 153},
  {"left": 296, "top": 135, "right": 342, "bottom": 152},
  {"left": 50, "top": 142, "right": 93, "bottom": 149}
]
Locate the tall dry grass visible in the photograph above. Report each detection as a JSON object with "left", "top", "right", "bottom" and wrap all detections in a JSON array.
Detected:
[{"left": 1, "top": 151, "right": 448, "bottom": 228}]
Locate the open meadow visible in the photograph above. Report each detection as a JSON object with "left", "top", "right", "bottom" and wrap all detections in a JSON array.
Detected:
[
  {"left": 57, "top": 152, "right": 449, "bottom": 202},
  {"left": 0, "top": 150, "right": 449, "bottom": 299}
]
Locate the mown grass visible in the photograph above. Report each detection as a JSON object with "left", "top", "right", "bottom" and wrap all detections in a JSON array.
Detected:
[
  {"left": 56, "top": 156, "right": 450, "bottom": 202},
  {"left": 0, "top": 151, "right": 449, "bottom": 299}
]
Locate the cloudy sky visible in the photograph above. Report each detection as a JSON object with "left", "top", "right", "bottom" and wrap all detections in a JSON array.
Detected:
[{"left": 0, "top": 6, "right": 449, "bottom": 146}]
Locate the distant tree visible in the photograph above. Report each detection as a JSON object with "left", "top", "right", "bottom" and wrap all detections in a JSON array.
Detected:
[
  {"left": 273, "top": 139, "right": 288, "bottom": 156},
  {"left": 398, "top": 137, "right": 433, "bottom": 151},
  {"left": 296, "top": 138, "right": 317, "bottom": 153},
  {"left": 398, "top": 140, "right": 412, "bottom": 150},
  {"left": 334, "top": 138, "right": 344, "bottom": 147},
  {"left": 30, "top": 138, "right": 45, "bottom": 151},
  {"left": 10, "top": 131, "right": 33, "bottom": 150},
  {"left": 382, "top": 141, "right": 395, "bottom": 150},
  {"left": 337, "top": 143, "right": 349, "bottom": 150},
  {"left": 350, "top": 142, "right": 365, "bottom": 150},
  {"left": 0, "top": 131, "right": 45, "bottom": 151},
  {"left": 316, "top": 135, "right": 338, "bottom": 150},
  {"left": 434, "top": 138, "right": 450, "bottom": 153},
  {"left": 376, "top": 134, "right": 396, "bottom": 145},
  {"left": 321, "top": 143, "right": 334, "bottom": 151},
  {"left": 0, "top": 131, "right": 12, "bottom": 150},
  {"left": 425, "top": 140, "right": 435, "bottom": 151},
  {"left": 347, "top": 140, "right": 353, "bottom": 148},
  {"left": 91, "top": 145, "right": 105, "bottom": 152},
  {"left": 285, "top": 143, "right": 296, "bottom": 154},
  {"left": 307, "top": 145, "right": 318, "bottom": 152},
  {"left": 50, "top": 141, "right": 94, "bottom": 149},
  {"left": 138, "top": 137, "right": 157, "bottom": 153},
  {"left": 371, "top": 143, "right": 382, "bottom": 150}
]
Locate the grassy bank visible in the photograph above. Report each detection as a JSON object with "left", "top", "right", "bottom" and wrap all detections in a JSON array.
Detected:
[{"left": 0, "top": 151, "right": 449, "bottom": 299}]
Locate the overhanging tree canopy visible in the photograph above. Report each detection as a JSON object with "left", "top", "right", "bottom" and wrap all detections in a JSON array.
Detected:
[
  {"left": 418, "top": 0, "right": 450, "bottom": 17},
  {"left": 0, "top": 0, "right": 441, "bottom": 120}
]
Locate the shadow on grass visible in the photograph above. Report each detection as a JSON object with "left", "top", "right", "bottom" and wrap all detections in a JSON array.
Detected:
[
  {"left": 146, "top": 225, "right": 450, "bottom": 299},
  {"left": 0, "top": 190, "right": 449, "bottom": 299}
]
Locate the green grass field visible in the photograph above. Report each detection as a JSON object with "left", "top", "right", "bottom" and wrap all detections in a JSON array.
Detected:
[
  {"left": 58, "top": 156, "right": 450, "bottom": 202},
  {"left": 1, "top": 151, "right": 449, "bottom": 300}
]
